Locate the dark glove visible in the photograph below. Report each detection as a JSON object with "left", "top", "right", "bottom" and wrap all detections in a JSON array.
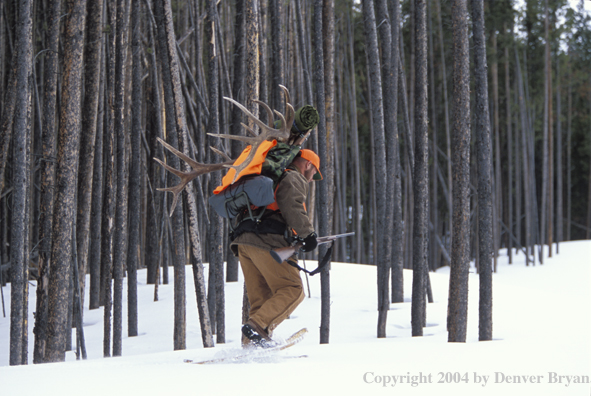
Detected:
[{"left": 301, "top": 232, "right": 318, "bottom": 252}]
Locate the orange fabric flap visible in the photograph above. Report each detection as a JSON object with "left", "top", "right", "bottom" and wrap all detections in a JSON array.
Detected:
[{"left": 213, "top": 140, "right": 277, "bottom": 194}]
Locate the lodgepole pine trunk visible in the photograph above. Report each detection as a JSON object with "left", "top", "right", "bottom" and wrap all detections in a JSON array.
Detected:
[
  {"left": 112, "top": 0, "right": 131, "bottom": 357},
  {"left": 555, "top": 56, "right": 563, "bottom": 252},
  {"left": 33, "top": 0, "right": 61, "bottom": 364},
  {"left": 504, "top": 28, "right": 513, "bottom": 264},
  {"left": 411, "top": 0, "right": 429, "bottom": 337},
  {"left": 362, "top": 0, "right": 388, "bottom": 338},
  {"left": 46, "top": 0, "right": 87, "bottom": 363},
  {"left": 315, "top": 0, "right": 331, "bottom": 344},
  {"left": 434, "top": 0, "right": 452, "bottom": 253},
  {"left": 76, "top": 0, "right": 104, "bottom": 316},
  {"left": 205, "top": 0, "right": 225, "bottom": 344},
  {"left": 10, "top": 0, "right": 33, "bottom": 366},
  {"left": 345, "top": 9, "right": 362, "bottom": 264},
  {"left": 389, "top": 0, "right": 403, "bottom": 304},
  {"left": 153, "top": 0, "right": 189, "bottom": 351},
  {"left": 472, "top": 0, "right": 493, "bottom": 341},
  {"left": 447, "top": 0, "right": 471, "bottom": 343},
  {"left": 127, "top": 0, "right": 141, "bottom": 338},
  {"left": 376, "top": 0, "right": 396, "bottom": 336}
]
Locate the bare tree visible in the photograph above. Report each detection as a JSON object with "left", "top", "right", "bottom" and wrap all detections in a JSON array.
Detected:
[
  {"left": 153, "top": 0, "right": 188, "bottom": 351},
  {"left": 206, "top": 0, "right": 225, "bottom": 344},
  {"left": 127, "top": 0, "right": 141, "bottom": 338},
  {"left": 411, "top": 0, "right": 429, "bottom": 337},
  {"left": 112, "top": 0, "right": 131, "bottom": 357},
  {"left": 447, "top": 0, "right": 471, "bottom": 343},
  {"left": 471, "top": 0, "right": 493, "bottom": 342},
  {"left": 76, "top": 0, "right": 104, "bottom": 314},
  {"left": 315, "top": 0, "right": 331, "bottom": 344},
  {"left": 9, "top": 0, "right": 33, "bottom": 366},
  {"left": 33, "top": 0, "right": 62, "bottom": 364},
  {"left": 362, "top": 0, "right": 388, "bottom": 337},
  {"left": 46, "top": 0, "right": 87, "bottom": 363},
  {"left": 389, "top": 0, "right": 404, "bottom": 304}
]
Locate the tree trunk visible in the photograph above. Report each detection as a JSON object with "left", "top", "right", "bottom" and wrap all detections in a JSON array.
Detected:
[
  {"left": 127, "top": 0, "right": 141, "bottom": 338},
  {"left": 76, "top": 0, "right": 103, "bottom": 316},
  {"left": 434, "top": 0, "right": 452, "bottom": 254},
  {"left": 46, "top": 0, "right": 87, "bottom": 363},
  {"left": 555, "top": 56, "right": 562, "bottom": 252},
  {"left": 471, "top": 0, "right": 493, "bottom": 342},
  {"left": 587, "top": 72, "right": 591, "bottom": 240},
  {"left": 226, "top": 0, "right": 246, "bottom": 284},
  {"left": 362, "top": 0, "right": 388, "bottom": 337},
  {"left": 389, "top": 0, "right": 403, "bottom": 304},
  {"left": 33, "top": 0, "right": 61, "bottom": 364},
  {"left": 101, "top": 0, "right": 117, "bottom": 358},
  {"left": 491, "top": 31, "right": 501, "bottom": 271},
  {"left": 411, "top": 0, "right": 428, "bottom": 337},
  {"left": 504, "top": 29, "right": 513, "bottom": 264},
  {"left": 9, "top": 0, "right": 33, "bottom": 366},
  {"left": 314, "top": 0, "right": 331, "bottom": 344},
  {"left": 539, "top": 0, "right": 549, "bottom": 262},
  {"left": 144, "top": 6, "right": 164, "bottom": 286},
  {"left": 206, "top": 0, "right": 225, "bottom": 344},
  {"left": 112, "top": 0, "right": 131, "bottom": 357},
  {"left": 269, "top": 0, "right": 284, "bottom": 111},
  {"left": 515, "top": 48, "right": 532, "bottom": 266},
  {"left": 546, "top": 0, "right": 553, "bottom": 256},
  {"left": 447, "top": 0, "right": 471, "bottom": 343},
  {"left": 375, "top": 0, "right": 393, "bottom": 339},
  {"left": 566, "top": 53, "right": 572, "bottom": 241},
  {"left": 154, "top": 0, "right": 188, "bottom": 351}
]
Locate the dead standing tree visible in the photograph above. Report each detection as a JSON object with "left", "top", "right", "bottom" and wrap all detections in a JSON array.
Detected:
[
  {"left": 76, "top": 0, "right": 104, "bottom": 317},
  {"left": 314, "top": 0, "right": 330, "bottom": 344},
  {"left": 411, "top": 0, "right": 429, "bottom": 337},
  {"left": 205, "top": 0, "right": 225, "bottom": 344},
  {"left": 112, "top": 0, "right": 130, "bottom": 357},
  {"left": 153, "top": 0, "right": 195, "bottom": 351},
  {"left": 447, "top": 0, "right": 471, "bottom": 343},
  {"left": 362, "top": 0, "right": 388, "bottom": 338},
  {"left": 9, "top": 0, "right": 33, "bottom": 366},
  {"left": 45, "top": 0, "right": 87, "bottom": 363},
  {"left": 471, "top": 0, "right": 493, "bottom": 342}
]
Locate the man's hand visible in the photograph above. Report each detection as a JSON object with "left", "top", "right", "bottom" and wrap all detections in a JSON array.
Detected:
[{"left": 301, "top": 232, "right": 318, "bottom": 252}]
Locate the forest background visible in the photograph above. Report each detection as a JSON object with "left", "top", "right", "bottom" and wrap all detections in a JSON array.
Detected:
[{"left": 0, "top": 0, "right": 590, "bottom": 366}]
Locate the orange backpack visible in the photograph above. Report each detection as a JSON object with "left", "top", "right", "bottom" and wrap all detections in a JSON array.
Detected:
[{"left": 208, "top": 141, "right": 301, "bottom": 221}]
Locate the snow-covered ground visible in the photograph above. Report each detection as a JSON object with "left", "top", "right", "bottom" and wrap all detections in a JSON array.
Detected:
[{"left": 1, "top": 240, "right": 589, "bottom": 396}]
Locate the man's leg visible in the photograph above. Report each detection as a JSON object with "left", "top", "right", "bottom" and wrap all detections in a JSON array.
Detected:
[
  {"left": 240, "top": 245, "right": 304, "bottom": 332},
  {"left": 238, "top": 245, "right": 272, "bottom": 321}
]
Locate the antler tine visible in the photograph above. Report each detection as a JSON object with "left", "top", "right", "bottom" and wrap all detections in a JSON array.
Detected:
[
  {"left": 207, "top": 132, "right": 263, "bottom": 145},
  {"left": 210, "top": 146, "right": 232, "bottom": 162},
  {"left": 223, "top": 96, "right": 289, "bottom": 142},
  {"left": 219, "top": 88, "right": 297, "bottom": 184},
  {"left": 279, "top": 84, "right": 292, "bottom": 116},
  {"left": 254, "top": 99, "right": 275, "bottom": 128},
  {"left": 242, "top": 123, "right": 258, "bottom": 137},
  {"left": 278, "top": 85, "right": 296, "bottom": 134},
  {"left": 156, "top": 137, "right": 231, "bottom": 215}
]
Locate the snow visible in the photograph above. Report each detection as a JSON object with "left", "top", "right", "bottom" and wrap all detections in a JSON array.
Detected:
[{"left": 1, "top": 240, "right": 590, "bottom": 396}]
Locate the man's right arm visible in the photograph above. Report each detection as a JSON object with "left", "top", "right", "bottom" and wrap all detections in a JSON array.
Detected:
[{"left": 275, "top": 171, "right": 315, "bottom": 238}]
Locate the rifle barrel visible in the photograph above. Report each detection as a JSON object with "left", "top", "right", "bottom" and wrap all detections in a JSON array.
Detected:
[{"left": 270, "top": 232, "right": 355, "bottom": 264}]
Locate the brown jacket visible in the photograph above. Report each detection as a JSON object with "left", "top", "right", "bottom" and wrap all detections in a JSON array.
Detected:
[{"left": 230, "top": 165, "right": 314, "bottom": 256}]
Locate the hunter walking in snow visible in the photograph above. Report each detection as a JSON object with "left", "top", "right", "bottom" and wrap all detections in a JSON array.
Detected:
[{"left": 231, "top": 149, "right": 322, "bottom": 348}]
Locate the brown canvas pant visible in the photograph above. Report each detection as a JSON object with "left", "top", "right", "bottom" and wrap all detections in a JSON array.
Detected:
[{"left": 238, "top": 244, "right": 305, "bottom": 333}]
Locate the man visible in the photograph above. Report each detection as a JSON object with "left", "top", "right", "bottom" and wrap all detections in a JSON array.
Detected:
[{"left": 230, "top": 149, "right": 322, "bottom": 347}]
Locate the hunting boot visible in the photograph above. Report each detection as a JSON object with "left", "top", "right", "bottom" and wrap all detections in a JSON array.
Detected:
[{"left": 241, "top": 319, "right": 277, "bottom": 348}]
